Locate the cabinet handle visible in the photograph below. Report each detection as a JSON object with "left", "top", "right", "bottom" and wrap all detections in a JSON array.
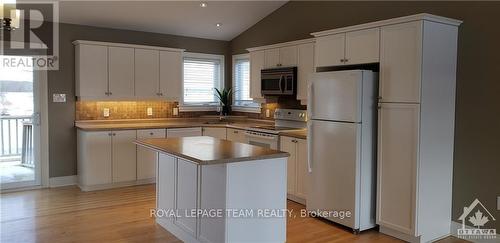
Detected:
[
  {"left": 105, "top": 92, "right": 109, "bottom": 95},
  {"left": 108, "top": 132, "right": 112, "bottom": 136},
  {"left": 149, "top": 132, "right": 154, "bottom": 136},
  {"left": 108, "top": 92, "right": 112, "bottom": 95},
  {"left": 234, "top": 131, "right": 238, "bottom": 134},
  {"left": 344, "top": 58, "right": 349, "bottom": 63},
  {"left": 340, "top": 59, "right": 344, "bottom": 63}
]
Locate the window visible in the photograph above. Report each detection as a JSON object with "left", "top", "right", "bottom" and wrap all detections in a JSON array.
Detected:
[
  {"left": 232, "top": 54, "right": 260, "bottom": 113},
  {"left": 181, "top": 53, "right": 224, "bottom": 110}
]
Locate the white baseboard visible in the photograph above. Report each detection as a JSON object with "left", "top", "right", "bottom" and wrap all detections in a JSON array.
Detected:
[
  {"left": 451, "top": 221, "right": 499, "bottom": 243},
  {"left": 49, "top": 175, "right": 77, "bottom": 187},
  {"left": 77, "top": 178, "right": 155, "bottom": 192}
]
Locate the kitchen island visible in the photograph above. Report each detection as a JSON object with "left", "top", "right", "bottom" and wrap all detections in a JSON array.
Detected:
[{"left": 135, "top": 136, "right": 289, "bottom": 243}]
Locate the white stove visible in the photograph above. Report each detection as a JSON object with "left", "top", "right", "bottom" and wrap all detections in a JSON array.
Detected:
[{"left": 245, "top": 109, "right": 307, "bottom": 149}]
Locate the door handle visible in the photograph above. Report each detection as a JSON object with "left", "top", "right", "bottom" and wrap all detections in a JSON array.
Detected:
[{"left": 307, "top": 122, "right": 313, "bottom": 173}]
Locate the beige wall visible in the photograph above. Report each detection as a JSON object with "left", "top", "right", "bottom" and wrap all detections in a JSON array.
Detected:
[
  {"left": 231, "top": 1, "right": 500, "bottom": 228},
  {"left": 47, "top": 23, "right": 230, "bottom": 178}
]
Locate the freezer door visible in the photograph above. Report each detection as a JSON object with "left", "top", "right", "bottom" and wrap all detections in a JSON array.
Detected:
[
  {"left": 306, "top": 119, "right": 360, "bottom": 229},
  {"left": 309, "top": 70, "right": 363, "bottom": 123}
]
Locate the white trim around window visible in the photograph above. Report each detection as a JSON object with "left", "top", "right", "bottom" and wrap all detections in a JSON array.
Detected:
[
  {"left": 179, "top": 52, "right": 225, "bottom": 112},
  {"left": 232, "top": 54, "right": 261, "bottom": 113}
]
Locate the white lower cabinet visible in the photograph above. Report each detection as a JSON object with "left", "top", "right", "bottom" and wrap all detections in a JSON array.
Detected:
[
  {"left": 280, "top": 136, "right": 307, "bottom": 204},
  {"left": 202, "top": 127, "right": 227, "bottom": 139},
  {"left": 112, "top": 130, "right": 137, "bottom": 183},
  {"left": 78, "top": 129, "right": 150, "bottom": 191},
  {"left": 377, "top": 103, "right": 419, "bottom": 236},
  {"left": 77, "top": 130, "right": 112, "bottom": 186},
  {"left": 137, "top": 129, "right": 166, "bottom": 180},
  {"left": 226, "top": 128, "right": 246, "bottom": 143}
]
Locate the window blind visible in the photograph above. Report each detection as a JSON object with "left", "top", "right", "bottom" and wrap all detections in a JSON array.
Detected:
[
  {"left": 183, "top": 57, "right": 221, "bottom": 104},
  {"left": 233, "top": 58, "right": 258, "bottom": 107}
]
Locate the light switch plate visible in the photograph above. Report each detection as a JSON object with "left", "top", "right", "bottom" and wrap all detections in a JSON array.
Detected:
[
  {"left": 266, "top": 109, "right": 270, "bottom": 118},
  {"left": 497, "top": 196, "right": 499, "bottom": 210},
  {"left": 103, "top": 108, "right": 110, "bottom": 117},
  {"left": 52, "top": 93, "right": 66, "bottom": 102},
  {"left": 147, "top": 107, "right": 153, "bottom": 116},
  {"left": 173, "top": 107, "right": 179, "bottom": 116}
]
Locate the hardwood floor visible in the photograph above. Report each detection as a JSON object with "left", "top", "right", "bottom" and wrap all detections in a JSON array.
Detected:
[{"left": 0, "top": 185, "right": 467, "bottom": 243}]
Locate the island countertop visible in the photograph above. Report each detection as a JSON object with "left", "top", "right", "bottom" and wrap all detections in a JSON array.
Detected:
[{"left": 135, "top": 136, "right": 289, "bottom": 165}]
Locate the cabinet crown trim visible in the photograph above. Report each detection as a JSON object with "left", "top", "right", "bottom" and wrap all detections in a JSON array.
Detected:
[
  {"left": 246, "top": 38, "right": 315, "bottom": 52},
  {"left": 73, "top": 40, "right": 186, "bottom": 52},
  {"left": 311, "top": 13, "right": 462, "bottom": 37}
]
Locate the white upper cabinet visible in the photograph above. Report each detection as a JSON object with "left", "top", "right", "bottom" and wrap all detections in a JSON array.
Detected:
[
  {"left": 296, "top": 42, "right": 315, "bottom": 101},
  {"left": 160, "top": 51, "right": 183, "bottom": 100},
  {"left": 76, "top": 44, "right": 108, "bottom": 98},
  {"left": 379, "top": 22, "right": 422, "bottom": 103},
  {"left": 74, "top": 40, "right": 184, "bottom": 100},
  {"left": 135, "top": 49, "right": 160, "bottom": 98},
  {"left": 315, "top": 29, "right": 379, "bottom": 67},
  {"left": 279, "top": 46, "right": 298, "bottom": 67},
  {"left": 345, "top": 28, "right": 380, "bottom": 65},
  {"left": 315, "top": 33, "right": 345, "bottom": 67},
  {"left": 264, "top": 48, "right": 280, "bottom": 68},
  {"left": 108, "top": 47, "right": 135, "bottom": 98},
  {"left": 249, "top": 50, "right": 265, "bottom": 99}
]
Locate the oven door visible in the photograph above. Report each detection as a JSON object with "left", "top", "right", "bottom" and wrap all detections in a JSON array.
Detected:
[{"left": 244, "top": 131, "right": 278, "bottom": 149}]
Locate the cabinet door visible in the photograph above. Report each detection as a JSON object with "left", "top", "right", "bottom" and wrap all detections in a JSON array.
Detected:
[
  {"left": 167, "top": 127, "right": 202, "bottom": 138},
  {"left": 377, "top": 103, "right": 419, "bottom": 235},
  {"left": 76, "top": 44, "right": 108, "bottom": 98},
  {"left": 202, "top": 127, "right": 227, "bottom": 139},
  {"left": 175, "top": 159, "right": 198, "bottom": 236},
  {"left": 135, "top": 49, "right": 160, "bottom": 98},
  {"left": 345, "top": 28, "right": 380, "bottom": 65},
  {"left": 264, "top": 48, "right": 280, "bottom": 68},
  {"left": 157, "top": 154, "right": 176, "bottom": 221},
  {"left": 279, "top": 45, "right": 298, "bottom": 67},
  {"left": 296, "top": 42, "right": 315, "bottom": 101},
  {"left": 295, "top": 138, "right": 308, "bottom": 200},
  {"left": 78, "top": 131, "right": 112, "bottom": 186},
  {"left": 226, "top": 128, "right": 246, "bottom": 143},
  {"left": 137, "top": 129, "right": 166, "bottom": 180},
  {"left": 112, "top": 130, "right": 137, "bottom": 183},
  {"left": 249, "top": 50, "right": 265, "bottom": 99},
  {"left": 380, "top": 22, "right": 422, "bottom": 103},
  {"left": 108, "top": 46, "right": 135, "bottom": 98},
  {"left": 160, "top": 51, "right": 183, "bottom": 100},
  {"left": 280, "top": 136, "right": 296, "bottom": 195},
  {"left": 315, "top": 33, "right": 345, "bottom": 67}
]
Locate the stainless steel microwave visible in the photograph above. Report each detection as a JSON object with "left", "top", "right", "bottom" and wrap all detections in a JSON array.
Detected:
[{"left": 261, "top": 67, "right": 297, "bottom": 96}]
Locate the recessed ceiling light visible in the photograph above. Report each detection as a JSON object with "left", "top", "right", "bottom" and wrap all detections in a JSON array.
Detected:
[
  {"left": 200, "top": 2, "right": 207, "bottom": 8},
  {"left": 216, "top": 23, "right": 222, "bottom": 28}
]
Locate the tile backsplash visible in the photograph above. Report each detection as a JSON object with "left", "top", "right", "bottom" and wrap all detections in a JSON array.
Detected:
[{"left": 75, "top": 101, "right": 217, "bottom": 120}]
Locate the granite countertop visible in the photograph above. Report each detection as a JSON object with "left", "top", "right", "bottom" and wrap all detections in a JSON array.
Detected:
[
  {"left": 280, "top": 129, "right": 307, "bottom": 139},
  {"left": 74, "top": 118, "right": 273, "bottom": 131},
  {"left": 135, "top": 136, "right": 289, "bottom": 165}
]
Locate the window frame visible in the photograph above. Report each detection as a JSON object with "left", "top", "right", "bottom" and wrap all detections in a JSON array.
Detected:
[
  {"left": 180, "top": 52, "right": 225, "bottom": 111},
  {"left": 231, "top": 54, "right": 260, "bottom": 113}
]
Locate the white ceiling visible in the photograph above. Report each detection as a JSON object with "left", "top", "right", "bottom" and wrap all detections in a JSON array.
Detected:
[{"left": 57, "top": 1, "right": 287, "bottom": 41}]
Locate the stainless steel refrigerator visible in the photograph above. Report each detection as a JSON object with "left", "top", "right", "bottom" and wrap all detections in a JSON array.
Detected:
[{"left": 306, "top": 70, "right": 377, "bottom": 232}]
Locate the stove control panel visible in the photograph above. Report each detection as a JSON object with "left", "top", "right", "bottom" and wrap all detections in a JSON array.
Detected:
[{"left": 274, "top": 109, "right": 307, "bottom": 122}]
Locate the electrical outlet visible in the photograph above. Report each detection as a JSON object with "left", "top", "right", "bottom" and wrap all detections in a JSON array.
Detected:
[
  {"left": 147, "top": 107, "right": 153, "bottom": 116},
  {"left": 103, "top": 108, "right": 110, "bottom": 117},
  {"left": 497, "top": 196, "right": 500, "bottom": 210},
  {"left": 173, "top": 107, "right": 179, "bottom": 116},
  {"left": 266, "top": 109, "right": 270, "bottom": 118}
]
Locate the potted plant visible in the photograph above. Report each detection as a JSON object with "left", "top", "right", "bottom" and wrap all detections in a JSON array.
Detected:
[{"left": 214, "top": 88, "right": 232, "bottom": 116}]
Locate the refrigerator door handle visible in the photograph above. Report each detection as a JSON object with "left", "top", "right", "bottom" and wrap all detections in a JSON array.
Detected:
[
  {"left": 307, "top": 121, "right": 313, "bottom": 173},
  {"left": 307, "top": 81, "right": 313, "bottom": 119}
]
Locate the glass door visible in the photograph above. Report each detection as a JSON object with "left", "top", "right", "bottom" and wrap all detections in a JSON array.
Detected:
[{"left": 0, "top": 55, "right": 41, "bottom": 190}]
